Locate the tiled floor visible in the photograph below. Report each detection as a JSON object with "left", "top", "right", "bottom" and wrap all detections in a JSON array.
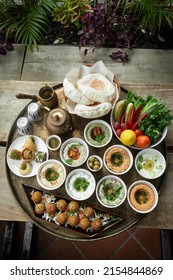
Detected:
[{"left": 0, "top": 221, "right": 163, "bottom": 260}]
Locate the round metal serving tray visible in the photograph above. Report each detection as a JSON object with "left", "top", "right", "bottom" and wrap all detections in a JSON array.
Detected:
[{"left": 5, "top": 84, "right": 167, "bottom": 241}]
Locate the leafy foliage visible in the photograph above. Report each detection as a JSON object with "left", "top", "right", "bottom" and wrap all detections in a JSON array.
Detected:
[
  {"left": 0, "top": 30, "right": 14, "bottom": 55},
  {"left": 78, "top": 1, "right": 143, "bottom": 52},
  {"left": 117, "top": 0, "right": 173, "bottom": 34},
  {"left": 52, "top": 0, "right": 94, "bottom": 29},
  {"left": 0, "top": 0, "right": 57, "bottom": 51}
]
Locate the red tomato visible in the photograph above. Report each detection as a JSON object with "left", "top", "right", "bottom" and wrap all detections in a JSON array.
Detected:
[
  {"left": 135, "top": 135, "right": 151, "bottom": 149},
  {"left": 134, "top": 129, "right": 144, "bottom": 137}
]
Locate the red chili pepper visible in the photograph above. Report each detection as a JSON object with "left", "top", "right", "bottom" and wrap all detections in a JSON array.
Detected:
[
  {"left": 131, "top": 113, "right": 148, "bottom": 131},
  {"left": 134, "top": 105, "right": 143, "bottom": 122},
  {"left": 120, "top": 111, "right": 126, "bottom": 124},
  {"left": 128, "top": 107, "right": 135, "bottom": 128}
]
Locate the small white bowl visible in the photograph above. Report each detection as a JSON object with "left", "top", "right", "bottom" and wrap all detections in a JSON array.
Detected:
[
  {"left": 127, "top": 180, "right": 159, "bottom": 214},
  {"left": 87, "top": 155, "right": 103, "bottom": 172},
  {"left": 65, "top": 168, "right": 96, "bottom": 201},
  {"left": 135, "top": 148, "right": 166, "bottom": 179},
  {"left": 84, "top": 119, "right": 112, "bottom": 148},
  {"left": 46, "top": 135, "right": 61, "bottom": 151},
  {"left": 37, "top": 159, "right": 66, "bottom": 190},
  {"left": 96, "top": 175, "right": 127, "bottom": 208},
  {"left": 60, "top": 137, "right": 89, "bottom": 167},
  {"left": 103, "top": 144, "right": 133, "bottom": 175}
]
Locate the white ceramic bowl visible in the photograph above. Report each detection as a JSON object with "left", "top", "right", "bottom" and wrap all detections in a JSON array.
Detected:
[
  {"left": 36, "top": 159, "right": 66, "bottom": 190},
  {"left": 96, "top": 175, "right": 127, "bottom": 208},
  {"left": 87, "top": 155, "right": 103, "bottom": 172},
  {"left": 46, "top": 135, "right": 61, "bottom": 151},
  {"left": 127, "top": 180, "right": 159, "bottom": 214},
  {"left": 135, "top": 148, "right": 166, "bottom": 179},
  {"left": 110, "top": 109, "right": 168, "bottom": 149},
  {"left": 60, "top": 137, "right": 89, "bottom": 167},
  {"left": 103, "top": 144, "right": 133, "bottom": 175},
  {"left": 84, "top": 119, "right": 112, "bottom": 148},
  {"left": 65, "top": 168, "right": 96, "bottom": 201}
]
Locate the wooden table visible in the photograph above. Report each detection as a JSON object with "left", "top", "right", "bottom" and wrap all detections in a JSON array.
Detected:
[{"left": 0, "top": 80, "right": 173, "bottom": 230}]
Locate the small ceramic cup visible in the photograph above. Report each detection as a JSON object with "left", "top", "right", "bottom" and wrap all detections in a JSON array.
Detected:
[
  {"left": 27, "top": 102, "right": 44, "bottom": 122},
  {"left": 46, "top": 135, "right": 62, "bottom": 151},
  {"left": 17, "top": 117, "right": 34, "bottom": 135}
]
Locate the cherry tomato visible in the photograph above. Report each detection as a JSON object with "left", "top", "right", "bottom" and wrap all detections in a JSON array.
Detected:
[
  {"left": 134, "top": 129, "right": 144, "bottom": 137},
  {"left": 135, "top": 135, "right": 151, "bottom": 149}
]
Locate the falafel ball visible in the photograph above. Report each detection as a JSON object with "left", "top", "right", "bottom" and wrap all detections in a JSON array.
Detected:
[
  {"left": 35, "top": 203, "right": 45, "bottom": 215},
  {"left": 56, "top": 199, "right": 68, "bottom": 211},
  {"left": 46, "top": 203, "right": 57, "bottom": 217},
  {"left": 67, "top": 215, "right": 79, "bottom": 227},
  {"left": 31, "top": 191, "right": 42, "bottom": 203},
  {"left": 79, "top": 217, "right": 91, "bottom": 230},
  {"left": 56, "top": 212, "right": 67, "bottom": 225},
  {"left": 91, "top": 218, "right": 102, "bottom": 231},
  {"left": 83, "top": 207, "right": 94, "bottom": 218},
  {"left": 68, "top": 201, "right": 79, "bottom": 213}
]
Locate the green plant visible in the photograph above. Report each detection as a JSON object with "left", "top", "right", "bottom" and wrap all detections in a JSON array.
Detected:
[
  {"left": 0, "top": 0, "right": 57, "bottom": 51},
  {"left": 52, "top": 0, "right": 94, "bottom": 29},
  {"left": 118, "top": 0, "right": 173, "bottom": 34}
]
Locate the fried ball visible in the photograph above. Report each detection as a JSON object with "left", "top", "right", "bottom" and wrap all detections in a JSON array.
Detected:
[
  {"left": 46, "top": 203, "right": 57, "bottom": 217},
  {"left": 56, "top": 212, "right": 67, "bottom": 225},
  {"left": 79, "top": 217, "right": 91, "bottom": 230},
  {"left": 91, "top": 218, "right": 102, "bottom": 231},
  {"left": 31, "top": 191, "right": 42, "bottom": 203},
  {"left": 68, "top": 201, "right": 79, "bottom": 213},
  {"left": 35, "top": 203, "right": 45, "bottom": 215},
  {"left": 56, "top": 199, "right": 68, "bottom": 211},
  {"left": 83, "top": 207, "right": 94, "bottom": 218},
  {"left": 67, "top": 215, "right": 79, "bottom": 227}
]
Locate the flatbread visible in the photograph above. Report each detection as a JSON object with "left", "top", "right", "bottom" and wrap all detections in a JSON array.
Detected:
[
  {"left": 63, "top": 78, "right": 94, "bottom": 105},
  {"left": 74, "top": 102, "right": 112, "bottom": 119},
  {"left": 77, "top": 73, "right": 116, "bottom": 103}
]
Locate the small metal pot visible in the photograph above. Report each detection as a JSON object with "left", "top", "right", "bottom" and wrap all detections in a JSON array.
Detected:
[
  {"left": 45, "top": 108, "right": 73, "bottom": 135},
  {"left": 15, "top": 84, "right": 58, "bottom": 109}
]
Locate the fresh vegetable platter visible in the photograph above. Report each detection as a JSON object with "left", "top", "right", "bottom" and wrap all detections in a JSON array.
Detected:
[{"left": 111, "top": 91, "right": 173, "bottom": 149}]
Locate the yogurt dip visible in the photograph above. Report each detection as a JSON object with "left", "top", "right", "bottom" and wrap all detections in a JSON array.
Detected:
[{"left": 65, "top": 169, "right": 96, "bottom": 200}]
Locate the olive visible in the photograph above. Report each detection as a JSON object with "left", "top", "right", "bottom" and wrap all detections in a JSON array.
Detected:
[
  {"left": 88, "top": 162, "right": 94, "bottom": 168},
  {"left": 94, "top": 160, "right": 100, "bottom": 166},
  {"left": 89, "top": 157, "right": 95, "bottom": 163},
  {"left": 93, "top": 164, "right": 100, "bottom": 170}
]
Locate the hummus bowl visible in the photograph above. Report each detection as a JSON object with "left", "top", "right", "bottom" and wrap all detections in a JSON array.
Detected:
[
  {"left": 60, "top": 138, "right": 89, "bottom": 167},
  {"left": 65, "top": 169, "right": 96, "bottom": 201},
  {"left": 135, "top": 148, "right": 166, "bottom": 179},
  {"left": 84, "top": 119, "right": 112, "bottom": 148},
  {"left": 96, "top": 175, "right": 127, "bottom": 208},
  {"left": 127, "top": 180, "right": 159, "bottom": 214},
  {"left": 103, "top": 144, "right": 133, "bottom": 175},
  {"left": 37, "top": 159, "right": 66, "bottom": 190}
]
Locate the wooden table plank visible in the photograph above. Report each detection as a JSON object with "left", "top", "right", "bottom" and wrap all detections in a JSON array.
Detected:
[
  {"left": 0, "top": 147, "right": 28, "bottom": 221},
  {"left": 0, "top": 45, "right": 26, "bottom": 81},
  {"left": 22, "top": 46, "right": 173, "bottom": 83}
]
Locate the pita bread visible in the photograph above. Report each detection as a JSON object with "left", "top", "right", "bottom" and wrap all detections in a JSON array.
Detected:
[
  {"left": 74, "top": 102, "right": 112, "bottom": 119},
  {"left": 77, "top": 73, "right": 116, "bottom": 103},
  {"left": 63, "top": 78, "right": 94, "bottom": 105}
]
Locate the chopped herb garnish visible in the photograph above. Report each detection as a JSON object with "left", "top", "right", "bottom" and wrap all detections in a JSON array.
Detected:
[{"left": 74, "top": 177, "right": 89, "bottom": 192}]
